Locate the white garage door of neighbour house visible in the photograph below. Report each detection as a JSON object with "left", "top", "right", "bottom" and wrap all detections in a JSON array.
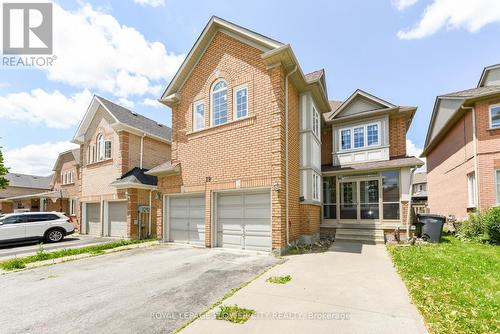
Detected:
[
  {"left": 86, "top": 203, "right": 101, "bottom": 236},
  {"left": 169, "top": 195, "right": 205, "bottom": 245},
  {"left": 217, "top": 190, "right": 271, "bottom": 251},
  {"left": 108, "top": 201, "right": 128, "bottom": 238}
]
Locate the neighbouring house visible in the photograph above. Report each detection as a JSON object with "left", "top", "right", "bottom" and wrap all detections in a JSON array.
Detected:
[
  {"left": 146, "top": 17, "right": 422, "bottom": 252},
  {"left": 71, "top": 95, "right": 171, "bottom": 239},
  {"left": 411, "top": 172, "right": 428, "bottom": 214},
  {"left": 0, "top": 173, "right": 52, "bottom": 213},
  {"left": 51, "top": 149, "right": 81, "bottom": 229},
  {"left": 422, "top": 64, "right": 500, "bottom": 220},
  {"left": 321, "top": 90, "right": 424, "bottom": 242}
]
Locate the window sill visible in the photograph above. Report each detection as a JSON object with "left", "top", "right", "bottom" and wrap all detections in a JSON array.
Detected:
[
  {"left": 187, "top": 115, "right": 256, "bottom": 139},
  {"left": 86, "top": 158, "right": 113, "bottom": 168},
  {"left": 61, "top": 183, "right": 75, "bottom": 186},
  {"left": 486, "top": 127, "right": 500, "bottom": 132}
]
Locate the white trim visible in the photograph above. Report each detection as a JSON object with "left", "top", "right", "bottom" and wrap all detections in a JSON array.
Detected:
[
  {"left": 467, "top": 172, "right": 477, "bottom": 208},
  {"left": 312, "top": 106, "right": 320, "bottom": 139},
  {"left": 495, "top": 168, "right": 500, "bottom": 206},
  {"left": 88, "top": 144, "right": 95, "bottom": 164},
  {"left": 312, "top": 172, "right": 321, "bottom": 202},
  {"left": 329, "top": 89, "right": 395, "bottom": 120},
  {"left": 233, "top": 83, "right": 248, "bottom": 120},
  {"left": 489, "top": 103, "right": 500, "bottom": 129},
  {"left": 338, "top": 121, "right": 381, "bottom": 152},
  {"left": 210, "top": 79, "right": 228, "bottom": 127},
  {"left": 193, "top": 100, "right": 205, "bottom": 131}
]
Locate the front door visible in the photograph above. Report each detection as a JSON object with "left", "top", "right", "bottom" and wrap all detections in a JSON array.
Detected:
[{"left": 339, "top": 178, "right": 380, "bottom": 221}]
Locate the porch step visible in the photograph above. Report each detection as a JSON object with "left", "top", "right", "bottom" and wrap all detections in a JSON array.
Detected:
[{"left": 335, "top": 228, "right": 386, "bottom": 244}]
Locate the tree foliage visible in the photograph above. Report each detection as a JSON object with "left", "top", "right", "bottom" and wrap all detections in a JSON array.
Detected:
[{"left": 0, "top": 146, "right": 9, "bottom": 189}]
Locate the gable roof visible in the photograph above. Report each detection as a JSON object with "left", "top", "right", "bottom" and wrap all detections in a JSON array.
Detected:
[
  {"left": 52, "top": 148, "right": 80, "bottom": 172},
  {"left": 422, "top": 64, "right": 500, "bottom": 157},
  {"left": 478, "top": 63, "right": 500, "bottom": 87},
  {"left": 327, "top": 89, "right": 396, "bottom": 121},
  {"left": 160, "top": 16, "right": 330, "bottom": 112},
  {"left": 72, "top": 95, "right": 172, "bottom": 144},
  {"left": 5, "top": 173, "right": 52, "bottom": 190}
]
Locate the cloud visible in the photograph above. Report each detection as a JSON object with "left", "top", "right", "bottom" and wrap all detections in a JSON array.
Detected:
[
  {"left": 0, "top": 89, "right": 92, "bottom": 128},
  {"left": 143, "top": 97, "right": 162, "bottom": 107},
  {"left": 4, "top": 141, "right": 79, "bottom": 175},
  {"left": 407, "top": 139, "right": 426, "bottom": 171},
  {"left": 134, "top": 0, "right": 165, "bottom": 7},
  {"left": 392, "top": 0, "right": 418, "bottom": 11},
  {"left": 44, "top": 3, "right": 184, "bottom": 98},
  {"left": 398, "top": 0, "right": 500, "bottom": 39}
]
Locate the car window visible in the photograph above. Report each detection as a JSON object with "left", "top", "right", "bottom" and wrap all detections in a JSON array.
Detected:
[
  {"left": 47, "top": 214, "right": 60, "bottom": 221},
  {"left": 26, "top": 214, "right": 48, "bottom": 222},
  {"left": 2, "top": 215, "right": 27, "bottom": 224}
]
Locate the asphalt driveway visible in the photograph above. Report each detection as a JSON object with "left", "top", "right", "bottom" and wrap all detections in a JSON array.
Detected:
[
  {"left": 0, "top": 244, "right": 279, "bottom": 334},
  {"left": 0, "top": 234, "right": 119, "bottom": 261}
]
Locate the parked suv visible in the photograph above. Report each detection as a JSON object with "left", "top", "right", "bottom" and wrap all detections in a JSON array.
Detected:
[{"left": 0, "top": 212, "right": 75, "bottom": 244}]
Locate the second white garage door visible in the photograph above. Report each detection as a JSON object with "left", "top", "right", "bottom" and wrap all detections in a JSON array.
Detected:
[
  {"left": 169, "top": 195, "right": 205, "bottom": 245},
  {"left": 108, "top": 201, "right": 128, "bottom": 238},
  {"left": 217, "top": 190, "right": 271, "bottom": 251},
  {"left": 86, "top": 203, "right": 101, "bottom": 236}
]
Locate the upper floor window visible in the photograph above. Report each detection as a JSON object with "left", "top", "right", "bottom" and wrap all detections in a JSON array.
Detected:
[
  {"left": 339, "top": 122, "right": 380, "bottom": 151},
  {"left": 105, "top": 140, "right": 112, "bottom": 159},
  {"left": 88, "top": 144, "right": 95, "bottom": 163},
  {"left": 341, "top": 129, "right": 351, "bottom": 150},
  {"left": 97, "top": 134, "right": 105, "bottom": 161},
  {"left": 312, "top": 107, "right": 320, "bottom": 138},
  {"left": 234, "top": 84, "right": 248, "bottom": 119},
  {"left": 193, "top": 101, "right": 205, "bottom": 131},
  {"left": 490, "top": 104, "right": 500, "bottom": 129},
  {"left": 61, "top": 170, "right": 74, "bottom": 185},
  {"left": 211, "top": 80, "right": 228, "bottom": 126},
  {"left": 353, "top": 127, "right": 364, "bottom": 148}
]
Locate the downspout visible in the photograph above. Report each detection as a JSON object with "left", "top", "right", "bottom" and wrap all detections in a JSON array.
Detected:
[
  {"left": 407, "top": 167, "right": 417, "bottom": 239},
  {"left": 285, "top": 65, "right": 298, "bottom": 246},
  {"left": 470, "top": 106, "right": 480, "bottom": 209},
  {"left": 148, "top": 189, "right": 152, "bottom": 238},
  {"left": 140, "top": 133, "right": 146, "bottom": 169}
]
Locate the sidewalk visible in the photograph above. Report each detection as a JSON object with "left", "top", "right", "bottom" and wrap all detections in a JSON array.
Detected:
[{"left": 179, "top": 241, "right": 428, "bottom": 334}]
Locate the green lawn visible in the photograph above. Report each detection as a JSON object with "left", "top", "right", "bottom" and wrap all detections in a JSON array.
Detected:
[{"left": 387, "top": 236, "right": 500, "bottom": 334}]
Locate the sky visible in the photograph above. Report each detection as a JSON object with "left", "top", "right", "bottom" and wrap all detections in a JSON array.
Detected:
[{"left": 1, "top": 0, "right": 500, "bottom": 175}]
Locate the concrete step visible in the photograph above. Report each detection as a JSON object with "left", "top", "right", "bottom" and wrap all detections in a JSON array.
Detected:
[{"left": 335, "top": 228, "right": 386, "bottom": 244}]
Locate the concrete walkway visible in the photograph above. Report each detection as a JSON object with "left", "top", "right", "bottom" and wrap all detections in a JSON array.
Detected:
[{"left": 181, "top": 241, "right": 428, "bottom": 334}]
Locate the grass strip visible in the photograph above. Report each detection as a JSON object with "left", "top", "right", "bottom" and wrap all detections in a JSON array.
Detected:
[{"left": 0, "top": 239, "right": 155, "bottom": 271}]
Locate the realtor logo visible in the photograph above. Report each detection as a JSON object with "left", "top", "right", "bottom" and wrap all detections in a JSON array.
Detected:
[{"left": 2, "top": 3, "right": 53, "bottom": 55}]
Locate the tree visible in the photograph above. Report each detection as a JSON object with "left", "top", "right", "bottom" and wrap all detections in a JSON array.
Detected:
[{"left": 0, "top": 146, "right": 9, "bottom": 189}]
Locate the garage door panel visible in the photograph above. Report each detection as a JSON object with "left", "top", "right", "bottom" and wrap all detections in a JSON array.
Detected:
[
  {"left": 169, "top": 195, "right": 205, "bottom": 244},
  {"left": 108, "top": 201, "right": 127, "bottom": 238},
  {"left": 217, "top": 191, "right": 271, "bottom": 251},
  {"left": 86, "top": 203, "right": 101, "bottom": 236}
]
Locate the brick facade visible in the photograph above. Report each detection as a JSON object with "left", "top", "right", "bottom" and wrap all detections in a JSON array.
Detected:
[{"left": 389, "top": 116, "right": 407, "bottom": 157}]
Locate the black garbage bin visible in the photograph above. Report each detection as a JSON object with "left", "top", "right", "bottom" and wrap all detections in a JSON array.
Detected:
[{"left": 416, "top": 214, "right": 446, "bottom": 243}]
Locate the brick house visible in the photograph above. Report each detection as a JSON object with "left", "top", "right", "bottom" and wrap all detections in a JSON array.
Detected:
[
  {"left": 0, "top": 173, "right": 52, "bottom": 213},
  {"left": 422, "top": 64, "right": 500, "bottom": 220},
  {"left": 71, "top": 95, "right": 171, "bottom": 238},
  {"left": 147, "top": 17, "right": 422, "bottom": 252}
]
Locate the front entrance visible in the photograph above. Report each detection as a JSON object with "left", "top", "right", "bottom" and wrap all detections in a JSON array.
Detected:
[{"left": 339, "top": 179, "right": 380, "bottom": 221}]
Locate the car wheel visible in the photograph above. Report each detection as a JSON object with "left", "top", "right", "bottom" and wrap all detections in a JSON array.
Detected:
[{"left": 45, "top": 229, "right": 65, "bottom": 243}]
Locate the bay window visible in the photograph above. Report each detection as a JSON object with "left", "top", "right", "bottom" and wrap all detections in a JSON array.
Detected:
[{"left": 339, "top": 122, "right": 381, "bottom": 151}]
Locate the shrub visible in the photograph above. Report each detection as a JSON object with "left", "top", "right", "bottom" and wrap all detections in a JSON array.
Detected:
[
  {"left": 483, "top": 207, "right": 500, "bottom": 245},
  {"left": 457, "top": 207, "right": 500, "bottom": 244}
]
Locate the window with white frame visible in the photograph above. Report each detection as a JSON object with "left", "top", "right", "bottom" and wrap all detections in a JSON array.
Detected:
[
  {"left": 97, "top": 134, "right": 105, "bottom": 161},
  {"left": 312, "top": 172, "right": 321, "bottom": 201},
  {"left": 234, "top": 85, "right": 248, "bottom": 119},
  {"left": 496, "top": 169, "right": 500, "bottom": 206},
  {"left": 341, "top": 129, "right": 351, "bottom": 150},
  {"left": 193, "top": 101, "right": 205, "bottom": 131},
  {"left": 69, "top": 198, "right": 77, "bottom": 215},
  {"left": 339, "top": 122, "right": 380, "bottom": 151},
  {"left": 467, "top": 172, "right": 476, "bottom": 207},
  {"left": 105, "top": 140, "right": 112, "bottom": 159},
  {"left": 312, "top": 107, "right": 320, "bottom": 138},
  {"left": 490, "top": 104, "right": 500, "bottom": 129},
  {"left": 211, "top": 80, "right": 228, "bottom": 126},
  {"left": 89, "top": 144, "right": 94, "bottom": 163}
]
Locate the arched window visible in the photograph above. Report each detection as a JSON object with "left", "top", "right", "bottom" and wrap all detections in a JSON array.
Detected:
[
  {"left": 97, "top": 134, "right": 105, "bottom": 161},
  {"left": 211, "top": 80, "right": 227, "bottom": 126}
]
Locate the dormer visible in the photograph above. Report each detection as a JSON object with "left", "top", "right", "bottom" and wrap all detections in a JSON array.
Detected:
[{"left": 324, "top": 90, "right": 416, "bottom": 166}]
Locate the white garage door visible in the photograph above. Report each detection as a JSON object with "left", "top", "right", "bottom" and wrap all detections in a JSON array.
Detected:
[
  {"left": 169, "top": 195, "right": 205, "bottom": 245},
  {"left": 217, "top": 191, "right": 271, "bottom": 251},
  {"left": 108, "top": 201, "right": 128, "bottom": 238},
  {"left": 86, "top": 203, "right": 101, "bottom": 236}
]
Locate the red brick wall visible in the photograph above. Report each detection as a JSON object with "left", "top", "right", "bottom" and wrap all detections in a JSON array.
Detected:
[{"left": 389, "top": 116, "right": 407, "bottom": 157}]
